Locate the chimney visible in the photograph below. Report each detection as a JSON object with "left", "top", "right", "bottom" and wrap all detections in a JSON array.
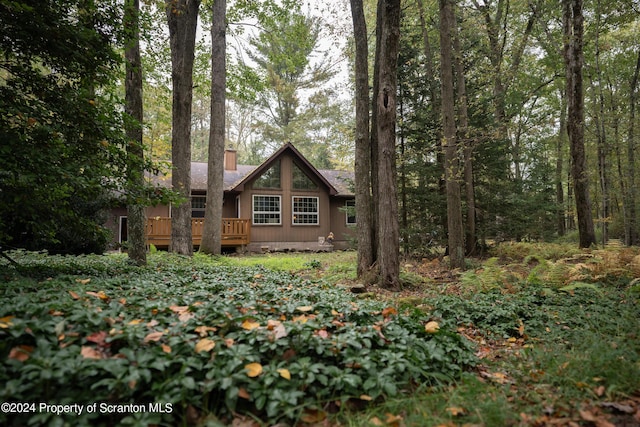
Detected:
[{"left": 224, "top": 149, "right": 237, "bottom": 171}]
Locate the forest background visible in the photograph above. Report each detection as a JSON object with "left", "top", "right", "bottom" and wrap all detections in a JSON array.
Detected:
[{"left": 1, "top": 0, "right": 639, "bottom": 260}]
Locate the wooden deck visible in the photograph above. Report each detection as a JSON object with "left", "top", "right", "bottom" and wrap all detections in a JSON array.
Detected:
[{"left": 146, "top": 217, "right": 251, "bottom": 248}]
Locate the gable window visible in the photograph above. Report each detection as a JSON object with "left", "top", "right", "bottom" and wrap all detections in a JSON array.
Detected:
[
  {"left": 292, "top": 163, "right": 318, "bottom": 190},
  {"left": 192, "top": 195, "right": 206, "bottom": 218},
  {"left": 254, "top": 160, "right": 281, "bottom": 189},
  {"left": 253, "top": 195, "right": 281, "bottom": 225},
  {"left": 292, "top": 196, "right": 319, "bottom": 225},
  {"left": 345, "top": 199, "right": 356, "bottom": 225}
]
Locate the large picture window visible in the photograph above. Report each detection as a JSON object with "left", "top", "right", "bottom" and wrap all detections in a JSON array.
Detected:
[
  {"left": 254, "top": 160, "right": 281, "bottom": 189},
  {"left": 292, "top": 196, "right": 319, "bottom": 225},
  {"left": 253, "top": 195, "right": 281, "bottom": 225},
  {"left": 292, "top": 163, "right": 318, "bottom": 190}
]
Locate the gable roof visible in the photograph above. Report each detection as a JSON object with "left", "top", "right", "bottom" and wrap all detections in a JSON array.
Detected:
[
  {"left": 228, "top": 143, "right": 339, "bottom": 196},
  {"left": 152, "top": 143, "right": 354, "bottom": 197}
]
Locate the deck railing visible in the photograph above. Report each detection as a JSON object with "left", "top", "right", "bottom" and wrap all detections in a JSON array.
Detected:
[{"left": 145, "top": 217, "right": 250, "bottom": 247}]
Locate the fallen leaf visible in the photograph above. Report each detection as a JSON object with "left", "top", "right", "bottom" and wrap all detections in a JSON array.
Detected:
[
  {"left": 8, "top": 345, "right": 34, "bottom": 362},
  {"left": 446, "top": 407, "right": 466, "bottom": 416},
  {"left": 238, "top": 387, "right": 251, "bottom": 399},
  {"left": 369, "top": 416, "right": 384, "bottom": 426},
  {"left": 300, "top": 408, "right": 327, "bottom": 423},
  {"left": 382, "top": 307, "right": 397, "bottom": 317},
  {"left": 195, "top": 338, "right": 216, "bottom": 353},
  {"left": 360, "top": 394, "right": 373, "bottom": 401},
  {"left": 81, "top": 346, "right": 103, "bottom": 359},
  {"left": 0, "top": 315, "right": 14, "bottom": 328},
  {"left": 425, "top": 321, "right": 440, "bottom": 333},
  {"left": 241, "top": 319, "right": 260, "bottom": 330},
  {"left": 144, "top": 331, "right": 164, "bottom": 343},
  {"left": 194, "top": 325, "right": 217, "bottom": 336},
  {"left": 49, "top": 310, "right": 64, "bottom": 316},
  {"left": 76, "top": 278, "right": 91, "bottom": 285},
  {"left": 224, "top": 338, "right": 235, "bottom": 348},
  {"left": 277, "top": 368, "right": 291, "bottom": 380},
  {"left": 292, "top": 315, "right": 308, "bottom": 323},
  {"left": 86, "top": 331, "right": 108, "bottom": 345},
  {"left": 245, "top": 362, "right": 263, "bottom": 378},
  {"left": 161, "top": 344, "right": 172, "bottom": 354},
  {"left": 68, "top": 291, "right": 80, "bottom": 300},
  {"left": 296, "top": 305, "right": 313, "bottom": 312},
  {"left": 86, "top": 290, "right": 109, "bottom": 301},
  {"left": 385, "top": 413, "right": 403, "bottom": 427},
  {"left": 128, "top": 319, "right": 144, "bottom": 325}
]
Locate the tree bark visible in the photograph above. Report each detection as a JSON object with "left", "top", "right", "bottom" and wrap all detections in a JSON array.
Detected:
[
  {"left": 349, "top": 0, "right": 375, "bottom": 278},
  {"left": 626, "top": 49, "right": 639, "bottom": 245},
  {"left": 451, "top": 5, "right": 476, "bottom": 256},
  {"left": 200, "top": 0, "right": 226, "bottom": 255},
  {"left": 439, "top": 0, "right": 465, "bottom": 268},
  {"left": 563, "top": 0, "right": 595, "bottom": 248},
  {"left": 375, "top": 0, "right": 401, "bottom": 289},
  {"left": 166, "top": 0, "right": 200, "bottom": 255},
  {"left": 556, "top": 88, "right": 567, "bottom": 236},
  {"left": 124, "top": 0, "right": 146, "bottom": 265}
]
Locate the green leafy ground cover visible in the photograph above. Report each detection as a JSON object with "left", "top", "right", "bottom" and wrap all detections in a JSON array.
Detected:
[
  {"left": 0, "top": 251, "right": 474, "bottom": 427},
  {"left": 1, "top": 245, "right": 639, "bottom": 426}
]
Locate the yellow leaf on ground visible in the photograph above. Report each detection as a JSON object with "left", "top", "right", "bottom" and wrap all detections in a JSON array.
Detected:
[
  {"left": 195, "top": 338, "right": 216, "bottom": 353},
  {"left": 446, "top": 407, "right": 466, "bottom": 416},
  {"left": 128, "top": 319, "right": 143, "bottom": 325},
  {"left": 76, "top": 278, "right": 91, "bottom": 285},
  {"left": 277, "top": 368, "right": 291, "bottom": 380},
  {"left": 241, "top": 319, "right": 260, "bottom": 330},
  {"left": 69, "top": 291, "right": 80, "bottom": 300},
  {"left": 194, "top": 325, "right": 217, "bottom": 336},
  {"left": 161, "top": 344, "right": 172, "bottom": 354},
  {"left": 144, "top": 331, "right": 164, "bottom": 343},
  {"left": 296, "top": 305, "right": 313, "bottom": 312},
  {"left": 425, "top": 321, "right": 440, "bottom": 333},
  {"left": 0, "top": 315, "right": 14, "bottom": 328},
  {"left": 360, "top": 394, "right": 373, "bottom": 401},
  {"left": 245, "top": 362, "right": 263, "bottom": 378}
]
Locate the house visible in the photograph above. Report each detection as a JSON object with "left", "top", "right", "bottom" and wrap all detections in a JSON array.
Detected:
[{"left": 106, "top": 143, "right": 356, "bottom": 252}]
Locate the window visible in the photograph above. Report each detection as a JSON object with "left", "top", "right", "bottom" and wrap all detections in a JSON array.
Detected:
[
  {"left": 253, "top": 195, "right": 281, "bottom": 225},
  {"left": 254, "top": 160, "right": 281, "bottom": 189},
  {"left": 345, "top": 199, "right": 356, "bottom": 225},
  {"left": 292, "top": 163, "right": 318, "bottom": 190},
  {"left": 191, "top": 195, "right": 206, "bottom": 218},
  {"left": 292, "top": 196, "right": 319, "bottom": 225}
]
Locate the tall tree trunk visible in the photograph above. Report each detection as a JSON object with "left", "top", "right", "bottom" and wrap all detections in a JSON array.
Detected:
[
  {"left": 563, "top": 0, "right": 595, "bottom": 248},
  {"left": 418, "top": 0, "right": 446, "bottom": 241},
  {"left": 439, "top": 0, "right": 465, "bottom": 268},
  {"left": 166, "top": 0, "right": 200, "bottom": 255},
  {"left": 451, "top": 5, "right": 476, "bottom": 256},
  {"left": 626, "top": 49, "right": 640, "bottom": 245},
  {"left": 200, "top": 0, "right": 226, "bottom": 255},
  {"left": 349, "top": 0, "right": 375, "bottom": 278},
  {"left": 375, "top": 0, "right": 401, "bottom": 289},
  {"left": 593, "top": 3, "right": 609, "bottom": 245},
  {"left": 556, "top": 88, "right": 567, "bottom": 236},
  {"left": 124, "top": 0, "right": 146, "bottom": 265}
]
